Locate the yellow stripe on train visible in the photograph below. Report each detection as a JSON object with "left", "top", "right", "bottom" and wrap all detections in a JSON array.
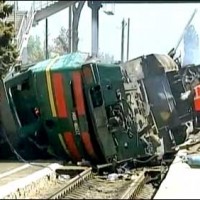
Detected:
[{"left": 45, "top": 57, "right": 59, "bottom": 117}]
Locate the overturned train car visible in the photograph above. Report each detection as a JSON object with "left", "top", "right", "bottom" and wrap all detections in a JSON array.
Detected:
[
  {"left": 123, "top": 54, "right": 193, "bottom": 154},
  {"left": 175, "top": 64, "right": 200, "bottom": 130},
  {"left": 0, "top": 52, "right": 166, "bottom": 164}
]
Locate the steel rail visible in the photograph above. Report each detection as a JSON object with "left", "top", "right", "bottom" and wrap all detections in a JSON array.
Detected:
[
  {"left": 47, "top": 167, "right": 93, "bottom": 199},
  {"left": 119, "top": 171, "right": 147, "bottom": 199}
]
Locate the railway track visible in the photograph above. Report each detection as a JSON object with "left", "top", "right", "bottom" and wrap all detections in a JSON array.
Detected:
[
  {"left": 0, "top": 162, "right": 167, "bottom": 199},
  {"left": 1, "top": 164, "right": 91, "bottom": 199},
  {"left": 45, "top": 166, "right": 166, "bottom": 199},
  {"left": 18, "top": 166, "right": 92, "bottom": 199}
]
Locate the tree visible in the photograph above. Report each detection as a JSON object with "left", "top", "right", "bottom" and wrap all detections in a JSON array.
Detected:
[
  {"left": 27, "top": 35, "right": 45, "bottom": 64},
  {"left": 0, "top": 0, "right": 18, "bottom": 77},
  {"left": 183, "top": 25, "right": 200, "bottom": 66},
  {"left": 48, "top": 2, "right": 85, "bottom": 55},
  {"left": 49, "top": 27, "right": 69, "bottom": 56},
  {"left": 72, "top": 1, "right": 85, "bottom": 52}
]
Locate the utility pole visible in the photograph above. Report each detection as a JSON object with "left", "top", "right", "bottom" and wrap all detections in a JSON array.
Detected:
[
  {"left": 121, "top": 19, "right": 125, "bottom": 63},
  {"left": 14, "top": 1, "right": 16, "bottom": 40},
  {"left": 126, "top": 18, "right": 130, "bottom": 61},
  {"left": 88, "top": 1, "right": 102, "bottom": 57},
  {"left": 45, "top": 18, "right": 49, "bottom": 59},
  {"left": 16, "top": 1, "right": 18, "bottom": 11},
  {"left": 68, "top": 6, "right": 72, "bottom": 53}
]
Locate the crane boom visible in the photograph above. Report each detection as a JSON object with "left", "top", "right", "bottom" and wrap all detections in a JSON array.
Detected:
[{"left": 168, "top": 9, "right": 198, "bottom": 58}]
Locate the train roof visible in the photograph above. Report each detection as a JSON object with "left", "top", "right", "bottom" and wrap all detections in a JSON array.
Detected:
[
  {"left": 31, "top": 52, "right": 90, "bottom": 72},
  {"left": 124, "top": 54, "right": 178, "bottom": 71},
  {"left": 4, "top": 52, "right": 121, "bottom": 83},
  {"left": 3, "top": 52, "right": 89, "bottom": 83}
]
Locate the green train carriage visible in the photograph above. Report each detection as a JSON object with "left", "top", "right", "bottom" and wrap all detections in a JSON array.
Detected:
[{"left": 3, "top": 52, "right": 162, "bottom": 163}]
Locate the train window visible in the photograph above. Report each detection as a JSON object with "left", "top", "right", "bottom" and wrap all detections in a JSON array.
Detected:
[{"left": 90, "top": 85, "right": 103, "bottom": 108}]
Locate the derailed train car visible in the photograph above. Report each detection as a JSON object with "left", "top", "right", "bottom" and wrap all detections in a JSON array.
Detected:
[
  {"left": 1, "top": 52, "right": 164, "bottom": 164},
  {"left": 175, "top": 64, "right": 200, "bottom": 129},
  {"left": 123, "top": 54, "right": 194, "bottom": 154}
]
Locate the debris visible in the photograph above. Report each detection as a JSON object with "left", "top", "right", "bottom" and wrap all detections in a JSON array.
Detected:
[
  {"left": 107, "top": 173, "right": 119, "bottom": 181},
  {"left": 179, "top": 152, "right": 200, "bottom": 167},
  {"left": 175, "top": 138, "right": 200, "bottom": 151},
  {"left": 180, "top": 90, "right": 192, "bottom": 100},
  {"left": 77, "top": 159, "right": 91, "bottom": 167},
  {"left": 186, "top": 154, "right": 200, "bottom": 167},
  {"left": 116, "top": 162, "right": 130, "bottom": 174},
  {"left": 58, "top": 174, "right": 70, "bottom": 181},
  {"left": 187, "top": 143, "right": 200, "bottom": 154}
]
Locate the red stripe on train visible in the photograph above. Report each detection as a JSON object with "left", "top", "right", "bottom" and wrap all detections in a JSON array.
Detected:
[
  {"left": 52, "top": 73, "right": 68, "bottom": 118},
  {"left": 63, "top": 132, "right": 81, "bottom": 161},
  {"left": 52, "top": 73, "right": 81, "bottom": 161},
  {"left": 72, "top": 71, "right": 85, "bottom": 116},
  {"left": 81, "top": 132, "right": 98, "bottom": 160}
]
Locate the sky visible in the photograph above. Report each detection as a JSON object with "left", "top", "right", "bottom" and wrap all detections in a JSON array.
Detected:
[{"left": 17, "top": 1, "right": 200, "bottom": 62}]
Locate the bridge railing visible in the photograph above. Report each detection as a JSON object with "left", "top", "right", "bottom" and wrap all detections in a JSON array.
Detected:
[
  {"left": 17, "top": 3, "right": 36, "bottom": 55},
  {"left": 32, "top": 1, "right": 58, "bottom": 11},
  {"left": 6, "top": 1, "right": 61, "bottom": 57},
  {"left": 16, "top": 13, "right": 26, "bottom": 51}
]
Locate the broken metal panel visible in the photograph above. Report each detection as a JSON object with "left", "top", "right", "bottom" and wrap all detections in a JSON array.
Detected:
[
  {"left": 123, "top": 54, "right": 181, "bottom": 129},
  {"left": 143, "top": 75, "right": 180, "bottom": 129},
  {"left": 123, "top": 54, "right": 179, "bottom": 78},
  {"left": 166, "top": 70, "right": 192, "bottom": 123},
  {"left": 123, "top": 54, "right": 189, "bottom": 152}
]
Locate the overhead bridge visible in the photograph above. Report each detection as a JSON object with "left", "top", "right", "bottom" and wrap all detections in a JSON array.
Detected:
[
  {"left": 6, "top": 1, "right": 77, "bottom": 62},
  {"left": 7, "top": 0, "right": 173, "bottom": 62},
  {"left": 33, "top": 1, "right": 76, "bottom": 25}
]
